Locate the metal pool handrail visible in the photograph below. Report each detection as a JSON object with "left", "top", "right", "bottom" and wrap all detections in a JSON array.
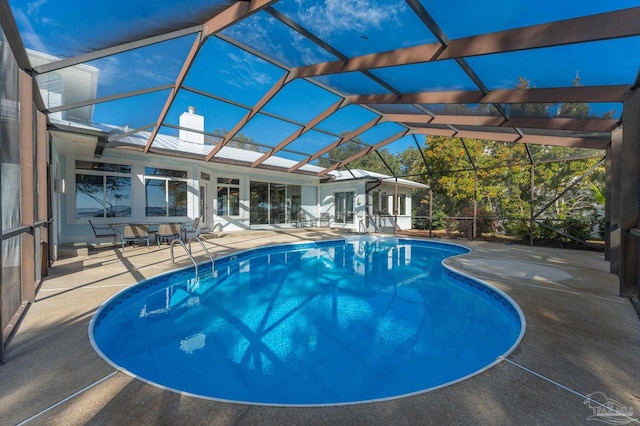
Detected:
[
  {"left": 170, "top": 239, "right": 198, "bottom": 281},
  {"left": 188, "top": 236, "right": 215, "bottom": 270}
]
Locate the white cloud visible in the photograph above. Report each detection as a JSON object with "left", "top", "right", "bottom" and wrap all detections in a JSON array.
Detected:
[
  {"left": 293, "top": 0, "right": 406, "bottom": 38},
  {"left": 26, "top": 0, "right": 48, "bottom": 17},
  {"left": 14, "top": 9, "right": 48, "bottom": 53},
  {"left": 222, "top": 51, "right": 273, "bottom": 90}
]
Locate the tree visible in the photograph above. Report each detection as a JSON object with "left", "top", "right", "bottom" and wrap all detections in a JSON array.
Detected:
[
  {"left": 206, "top": 129, "right": 260, "bottom": 151},
  {"left": 508, "top": 77, "right": 552, "bottom": 118},
  {"left": 317, "top": 134, "right": 399, "bottom": 174}
]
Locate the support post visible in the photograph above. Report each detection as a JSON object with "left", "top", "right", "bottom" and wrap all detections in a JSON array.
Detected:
[
  {"left": 609, "top": 127, "right": 622, "bottom": 275},
  {"left": 429, "top": 186, "right": 433, "bottom": 238},
  {"left": 530, "top": 163, "right": 535, "bottom": 246},
  {"left": 394, "top": 178, "right": 398, "bottom": 236},
  {"left": 473, "top": 170, "right": 477, "bottom": 240},
  {"left": 619, "top": 90, "right": 640, "bottom": 297},
  {"left": 604, "top": 144, "right": 612, "bottom": 261}
]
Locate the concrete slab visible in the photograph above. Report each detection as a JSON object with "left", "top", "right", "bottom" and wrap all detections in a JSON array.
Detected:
[{"left": 1, "top": 231, "right": 638, "bottom": 425}]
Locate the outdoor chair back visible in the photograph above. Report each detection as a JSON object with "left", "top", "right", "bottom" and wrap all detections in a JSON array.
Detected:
[
  {"left": 88, "top": 219, "right": 117, "bottom": 245},
  {"left": 121, "top": 224, "right": 150, "bottom": 249},
  {"left": 157, "top": 223, "right": 181, "bottom": 245},
  {"left": 182, "top": 217, "right": 200, "bottom": 241}
]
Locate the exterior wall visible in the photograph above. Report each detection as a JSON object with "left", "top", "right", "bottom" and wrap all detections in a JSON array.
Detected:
[
  {"left": 53, "top": 139, "right": 419, "bottom": 244},
  {"left": 319, "top": 181, "right": 367, "bottom": 231},
  {"left": 369, "top": 183, "right": 414, "bottom": 233},
  {"left": 53, "top": 146, "right": 342, "bottom": 243},
  {"left": 213, "top": 166, "right": 319, "bottom": 231},
  {"left": 301, "top": 186, "right": 318, "bottom": 225}
]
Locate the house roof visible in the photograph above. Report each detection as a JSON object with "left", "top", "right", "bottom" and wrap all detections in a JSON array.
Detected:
[
  {"left": 3, "top": 0, "right": 638, "bottom": 179},
  {"left": 103, "top": 125, "right": 428, "bottom": 187},
  {"left": 330, "top": 169, "right": 429, "bottom": 189}
]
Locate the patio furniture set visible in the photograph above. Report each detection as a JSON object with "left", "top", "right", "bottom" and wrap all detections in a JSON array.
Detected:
[{"left": 89, "top": 218, "right": 204, "bottom": 249}]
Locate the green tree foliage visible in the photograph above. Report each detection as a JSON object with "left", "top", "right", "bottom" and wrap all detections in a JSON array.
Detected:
[
  {"left": 401, "top": 74, "right": 609, "bottom": 237},
  {"left": 318, "top": 134, "right": 400, "bottom": 175},
  {"left": 206, "top": 129, "right": 260, "bottom": 151}
]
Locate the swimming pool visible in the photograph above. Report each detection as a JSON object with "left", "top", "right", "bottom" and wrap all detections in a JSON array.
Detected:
[{"left": 90, "top": 236, "right": 525, "bottom": 406}]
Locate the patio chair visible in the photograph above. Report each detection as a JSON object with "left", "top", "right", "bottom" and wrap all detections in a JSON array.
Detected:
[
  {"left": 320, "top": 212, "right": 330, "bottom": 227},
  {"left": 157, "top": 223, "right": 181, "bottom": 245},
  {"left": 121, "top": 224, "right": 150, "bottom": 250},
  {"left": 181, "top": 217, "right": 200, "bottom": 241},
  {"left": 293, "top": 211, "right": 309, "bottom": 228},
  {"left": 88, "top": 219, "right": 117, "bottom": 245}
]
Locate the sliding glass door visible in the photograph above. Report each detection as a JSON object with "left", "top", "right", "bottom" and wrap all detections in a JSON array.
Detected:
[
  {"left": 249, "top": 181, "right": 301, "bottom": 225},
  {"left": 335, "top": 191, "right": 354, "bottom": 224}
]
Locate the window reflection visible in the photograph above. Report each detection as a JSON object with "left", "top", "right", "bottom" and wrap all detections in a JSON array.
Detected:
[
  {"left": 249, "top": 181, "right": 269, "bottom": 224},
  {"left": 145, "top": 168, "right": 188, "bottom": 217},
  {"left": 249, "top": 181, "right": 301, "bottom": 225},
  {"left": 217, "top": 177, "right": 240, "bottom": 216},
  {"left": 145, "top": 179, "right": 166, "bottom": 216},
  {"left": 75, "top": 162, "right": 131, "bottom": 218},
  {"left": 335, "top": 191, "right": 354, "bottom": 224},
  {"left": 168, "top": 181, "right": 187, "bottom": 216}
]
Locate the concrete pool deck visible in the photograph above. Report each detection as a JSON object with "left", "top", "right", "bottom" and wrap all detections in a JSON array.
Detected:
[{"left": 1, "top": 229, "right": 639, "bottom": 425}]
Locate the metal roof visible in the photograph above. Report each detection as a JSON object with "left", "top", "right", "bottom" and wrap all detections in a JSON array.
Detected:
[{"left": 3, "top": 0, "right": 638, "bottom": 178}]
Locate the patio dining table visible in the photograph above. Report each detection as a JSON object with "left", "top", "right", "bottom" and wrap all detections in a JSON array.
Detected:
[
  {"left": 109, "top": 222, "right": 160, "bottom": 233},
  {"left": 109, "top": 223, "right": 160, "bottom": 248},
  {"left": 109, "top": 222, "right": 196, "bottom": 245}
]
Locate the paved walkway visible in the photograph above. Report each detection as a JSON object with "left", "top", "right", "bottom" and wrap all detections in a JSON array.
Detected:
[{"left": 1, "top": 230, "right": 638, "bottom": 425}]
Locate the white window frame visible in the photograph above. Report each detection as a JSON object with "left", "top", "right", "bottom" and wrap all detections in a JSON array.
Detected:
[
  {"left": 74, "top": 161, "right": 132, "bottom": 219},
  {"left": 144, "top": 167, "right": 189, "bottom": 218},
  {"left": 216, "top": 177, "right": 240, "bottom": 217}
]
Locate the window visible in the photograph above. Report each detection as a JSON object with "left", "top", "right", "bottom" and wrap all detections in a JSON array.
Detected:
[
  {"left": 335, "top": 191, "right": 354, "bottom": 224},
  {"left": 380, "top": 193, "right": 390, "bottom": 215},
  {"left": 398, "top": 194, "right": 407, "bottom": 215},
  {"left": 144, "top": 167, "right": 187, "bottom": 217},
  {"left": 249, "top": 181, "right": 269, "bottom": 224},
  {"left": 75, "top": 161, "right": 131, "bottom": 218},
  {"left": 249, "top": 181, "right": 301, "bottom": 225},
  {"left": 217, "top": 178, "right": 240, "bottom": 216}
]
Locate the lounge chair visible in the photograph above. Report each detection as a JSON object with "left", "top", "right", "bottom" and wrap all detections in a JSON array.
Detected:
[
  {"left": 156, "top": 223, "right": 181, "bottom": 245},
  {"left": 121, "top": 224, "right": 150, "bottom": 250}
]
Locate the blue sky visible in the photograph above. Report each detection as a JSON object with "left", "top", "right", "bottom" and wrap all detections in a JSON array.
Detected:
[{"left": 9, "top": 0, "right": 639, "bottom": 157}]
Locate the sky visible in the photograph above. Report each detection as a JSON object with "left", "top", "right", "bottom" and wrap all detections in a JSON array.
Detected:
[{"left": 7, "top": 0, "right": 640, "bottom": 158}]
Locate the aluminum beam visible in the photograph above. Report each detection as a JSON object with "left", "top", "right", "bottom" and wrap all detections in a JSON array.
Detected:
[
  {"left": 205, "top": 71, "right": 290, "bottom": 161},
  {"left": 347, "top": 85, "right": 630, "bottom": 106},
  {"left": 409, "top": 127, "right": 609, "bottom": 150},
  {"left": 34, "top": 26, "right": 203, "bottom": 75},
  {"left": 388, "top": 114, "right": 619, "bottom": 133},
  {"left": 320, "top": 129, "right": 409, "bottom": 175},
  {"left": 288, "top": 117, "right": 381, "bottom": 172},
  {"left": 147, "top": 0, "right": 277, "bottom": 153},
  {"left": 290, "top": 7, "right": 640, "bottom": 78},
  {"left": 251, "top": 99, "right": 344, "bottom": 167}
]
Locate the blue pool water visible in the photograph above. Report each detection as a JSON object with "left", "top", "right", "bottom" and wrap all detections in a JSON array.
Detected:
[{"left": 90, "top": 236, "right": 524, "bottom": 406}]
